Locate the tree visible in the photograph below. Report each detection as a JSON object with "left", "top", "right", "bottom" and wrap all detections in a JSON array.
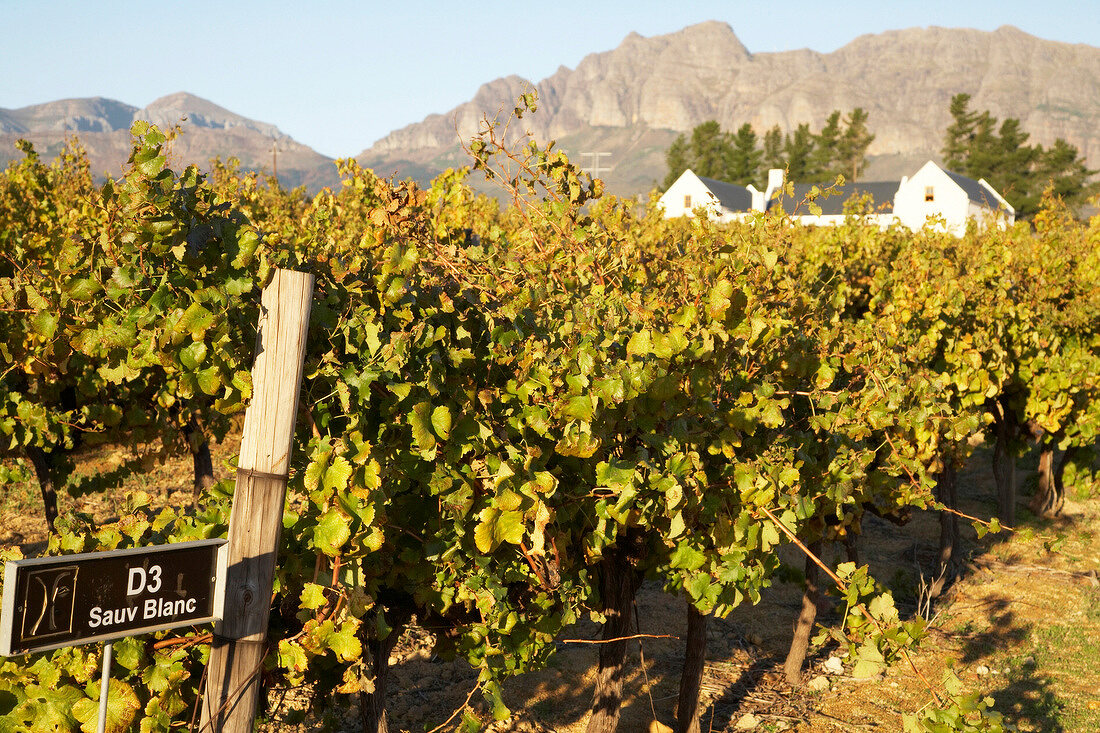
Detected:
[
  {"left": 662, "top": 134, "right": 691, "bottom": 190},
  {"left": 689, "top": 120, "right": 732, "bottom": 180},
  {"left": 783, "top": 124, "right": 816, "bottom": 181},
  {"left": 808, "top": 111, "right": 843, "bottom": 180},
  {"left": 729, "top": 123, "right": 762, "bottom": 186},
  {"left": 662, "top": 110, "right": 879, "bottom": 192},
  {"left": 662, "top": 120, "right": 733, "bottom": 189},
  {"left": 1035, "top": 139, "right": 1099, "bottom": 210},
  {"left": 942, "top": 93, "right": 980, "bottom": 171},
  {"left": 761, "top": 125, "right": 785, "bottom": 187},
  {"left": 941, "top": 94, "right": 1098, "bottom": 217},
  {"left": 989, "top": 118, "right": 1039, "bottom": 212},
  {"left": 838, "top": 108, "right": 875, "bottom": 181},
  {"left": 960, "top": 110, "right": 1000, "bottom": 181}
]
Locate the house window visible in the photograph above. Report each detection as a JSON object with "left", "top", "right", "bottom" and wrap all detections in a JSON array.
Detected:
[
  {"left": 925, "top": 186, "right": 935, "bottom": 202},
  {"left": 684, "top": 194, "right": 692, "bottom": 208}
]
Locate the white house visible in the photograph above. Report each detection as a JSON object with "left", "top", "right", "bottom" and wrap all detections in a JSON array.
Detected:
[
  {"left": 658, "top": 169, "right": 759, "bottom": 222},
  {"left": 660, "top": 162, "right": 1014, "bottom": 236},
  {"left": 893, "top": 161, "right": 1015, "bottom": 236}
]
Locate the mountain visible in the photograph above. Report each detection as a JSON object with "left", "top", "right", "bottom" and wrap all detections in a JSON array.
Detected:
[
  {"left": 358, "top": 22, "right": 1100, "bottom": 194},
  {"left": 0, "top": 97, "right": 137, "bottom": 134},
  {"left": 0, "top": 93, "right": 339, "bottom": 191},
  {"left": 134, "top": 92, "right": 290, "bottom": 141},
  {"left": 5, "top": 24, "right": 1098, "bottom": 198}
]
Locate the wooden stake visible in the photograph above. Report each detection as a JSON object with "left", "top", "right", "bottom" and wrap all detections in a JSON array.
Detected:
[{"left": 200, "top": 269, "right": 313, "bottom": 732}]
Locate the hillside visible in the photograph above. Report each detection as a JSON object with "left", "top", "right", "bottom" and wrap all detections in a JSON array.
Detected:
[
  {"left": 0, "top": 93, "right": 339, "bottom": 190},
  {"left": 359, "top": 22, "right": 1100, "bottom": 195}
]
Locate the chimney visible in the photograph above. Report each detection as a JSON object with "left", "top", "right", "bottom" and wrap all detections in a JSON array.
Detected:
[
  {"left": 747, "top": 184, "right": 764, "bottom": 212},
  {"left": 764, "top": 168, "right": 785, "bottom": 207}
]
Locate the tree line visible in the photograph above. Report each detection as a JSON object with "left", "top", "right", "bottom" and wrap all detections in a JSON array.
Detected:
[
  {"left": 662, "top": 109, "right": 875, "bottom": 190},
  {"left": 942, "top": 93, "right": 1097, "bottom": 217}
]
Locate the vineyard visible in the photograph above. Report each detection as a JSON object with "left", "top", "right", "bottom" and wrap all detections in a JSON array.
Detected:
[{"left": 0, "top": 105, "right": 1098, "bottom": 733}]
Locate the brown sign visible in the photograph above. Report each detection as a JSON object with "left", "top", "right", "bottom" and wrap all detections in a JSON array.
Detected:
[{"left": 1, "top": 539, "right": 226, "bottom": 655}]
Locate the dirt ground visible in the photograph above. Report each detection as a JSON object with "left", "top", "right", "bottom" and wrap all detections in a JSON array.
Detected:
[{"left": 3, "top": 440, "right": 1099, "bottom": 732}]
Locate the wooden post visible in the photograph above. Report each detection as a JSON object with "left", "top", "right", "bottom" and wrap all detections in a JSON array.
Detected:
[{"left": 200, "top": 269, "right": 313, "bottom": 732}]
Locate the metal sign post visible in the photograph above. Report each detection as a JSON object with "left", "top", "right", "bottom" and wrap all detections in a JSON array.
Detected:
[{"left": 97, "top": 641, "right": 112, "bottom": 733}]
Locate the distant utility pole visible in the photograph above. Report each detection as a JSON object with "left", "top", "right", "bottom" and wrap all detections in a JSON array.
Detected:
[
  {"left": 271, "top": 140, "right": 278, "bottom": 185},
  {"left": 580, "top": 151, "right": 612, "bottom": 179}
]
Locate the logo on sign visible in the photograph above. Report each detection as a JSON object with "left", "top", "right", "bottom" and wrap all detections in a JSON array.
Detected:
[{"left": 20, "top": 566, "right": 78, "bottom": 641}]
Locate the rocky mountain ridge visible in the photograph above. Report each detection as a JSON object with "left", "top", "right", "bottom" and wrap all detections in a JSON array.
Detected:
[
  {"left": 4, "top": 23, "right": 1098, "bottom": 197},
  {"left": 360, "top": 22, "right": 1100, "bottom": 193}
]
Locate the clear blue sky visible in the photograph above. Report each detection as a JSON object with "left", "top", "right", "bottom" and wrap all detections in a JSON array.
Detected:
[{"left": 3, "top": 0, "right": 1098, "bottom": 158}]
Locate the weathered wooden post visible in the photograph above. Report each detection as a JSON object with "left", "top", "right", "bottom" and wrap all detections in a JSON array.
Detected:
[{"left": 200, "top": 269, "right": 313, "bottom": 732}]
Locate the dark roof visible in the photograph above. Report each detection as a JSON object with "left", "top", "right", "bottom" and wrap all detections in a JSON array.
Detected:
[
  {"left": 943, "top": 170, "right": 1009, "bottom": 211},
  {"left": 767, "top": 181, "right": 899, "bottom": 216},
  {"left": 697, "top": 175, "right": 753, "bottom": 212}
]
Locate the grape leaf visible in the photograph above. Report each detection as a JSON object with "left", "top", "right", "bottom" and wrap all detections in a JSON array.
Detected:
[{"left": 314, "top": 509, "right": 351, "bottom": 557}]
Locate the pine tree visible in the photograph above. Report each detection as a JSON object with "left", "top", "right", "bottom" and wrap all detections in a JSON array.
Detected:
[
  {"left": 663, "top": 134, "right": 691, "bottom": 190},
  {"left": 689, "top": 121, "right": 733, "bottom": 180},
  {"left": 990, "top": 118, "right": 1039, "bottom": 211},
  {"left": 942, "top": 93, "right": 979, "bottom": 171},
  {"left": 761, "top": 125, "right": 785, "bottom": 183},
  {"left": 961, "top": 111, "right": 999, "bottom": 180},
  {"left": 728, "top": 123, "right": 762, "bottom": 186},
  {"left": 662, "top": 121, "right": 735, "bottom": 189},
  {"left": 783, "top": 124, "right": 816, "bottom": 181},
  {"left": 940, "top": 94, "right": 1098, "bottom": 218},
  {"left": 808, "top": 111, "right": 842, "bottom": 181},
  {"left": 838, "top": 108, "right": 875, "bottom": 182},
  {"left": 1035, "top": 139, "right": 1099, "bottom": 210}
]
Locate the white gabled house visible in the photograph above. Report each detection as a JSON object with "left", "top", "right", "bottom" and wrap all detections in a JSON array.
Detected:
[
  {"left": 893, "top": 161, "right": 1015, "bottom": 236},
  {"left": 658, "top": 169, "right": 759, "bottom": 222},
  {"left": 660, "top": 161, "right": 1015, "bottom": 236}
]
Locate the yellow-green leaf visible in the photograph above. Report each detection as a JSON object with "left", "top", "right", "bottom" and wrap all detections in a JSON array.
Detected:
[
  {"left": 626, "top": 329, "right": 651, "bottom": 358},
  {"left": 314, "top": 509, "right": 351, "bottom": 557},
  {"left": 31, "top": 311, "right": 59, "bottom": 339},
  {"left": 409, "top": 401, "right": 437, "bottom": 454},
  {"left": 328, "top": 620, "right": 363, "bottom": 662},
  {"left": 431, "top": 405, "right": 452, "bottom": 440},
  {"left": 300, "top": 583, "right": 328, "bottom": 611},
  {"left": 323, "top": 455, "right": 352, "bottom": 493},
  {"left": 73, "top": 679, "right": 140, "bottom": 733}
]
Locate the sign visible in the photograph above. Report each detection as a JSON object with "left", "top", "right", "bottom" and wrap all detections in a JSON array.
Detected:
[{"left": 1, "top": 539, "right": 227, "bottom": 656}]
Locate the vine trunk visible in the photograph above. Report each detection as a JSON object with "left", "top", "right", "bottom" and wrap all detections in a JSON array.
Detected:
[
  {"left": 676, "top": 604, "right": 707, "bottom": 733},
  {"left": 783, "top": 539, "right": 822, "bottom": 685},
  {"left": 585, "top": 535, "right": 642, "bottom": 733}
]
